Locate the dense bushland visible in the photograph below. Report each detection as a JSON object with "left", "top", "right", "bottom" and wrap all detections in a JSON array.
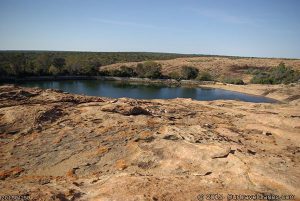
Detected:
[{"left": 250, "top": 63, "right": 300, "bottom": 84}]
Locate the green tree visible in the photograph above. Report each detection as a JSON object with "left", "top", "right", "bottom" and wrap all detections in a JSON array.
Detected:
[
  {"left": 196, "top": 71, "right": 213, "bottom": 81},
  {"left": 52, "top": 57, "right": 66, "bottom": 68},
  {"left": 108, "top": 66, "right": 135, "bottom": 77},
  {"left": 67, "top": 62, "right": 81, "bottom": 75},
  {"left": 135, "top": 63, "right": 145, "bottom": 77},
  {"left": 181, "top": 66, "right": 199, "bottom": 80},
  {"left": 136, "top": 61, "right": 162, "bottom": 78},
  {"left": 9, "top": 53, "right": 27, "bottom": 76},
  {"left": 119, "top": 65, "right": 136, "bottom": 77},
  {"left": 48, "top": 65, "right": 60, "bottom": 76},
  {"left": 35, "top": 54, "right": 52, "bottom": 75},
  {"left": 85, "top": 60, "right": 101, "bottom": 75},
  {"left": 0, "top": 63, "right": 11, "bottom": 76}
]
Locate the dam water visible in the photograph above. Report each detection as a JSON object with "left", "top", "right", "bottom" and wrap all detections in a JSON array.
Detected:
[{"left": 18, "top": 80, "right": 276, "bottom": 103}]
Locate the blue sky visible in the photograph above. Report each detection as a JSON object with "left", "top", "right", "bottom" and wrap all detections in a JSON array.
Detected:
[{"left": 0, "top": 0, "right": 299, "bottom": 58}]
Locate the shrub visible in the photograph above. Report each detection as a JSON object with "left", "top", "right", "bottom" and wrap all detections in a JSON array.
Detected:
[
  {"left": 119, "top": 66, "right": 136, "bottom": 77},
  {"left": 135, "top": 63, "right": 144, "bottom": 76},
  {"left": 136, "top": 61, "right": 162, "bottom": 79},
  {"left": 181, "top": 66, "right": 199, "bottom": 80},
  {"left": 108, "top": 69, "right": 121, "bottom": 77},
  {"left": 250, "top": 62, "right": 300, "bottom": 84},
  {"left": 168, "top": 71, "right": 181, "bottom": 80},
  {"left": 223, "top": 77, "right": 245, "bottom": 85},
  {"left": 196, "top": 71, "right": 213, "bottom": 81},
  {"left": 99, "top": 70, "right": 110, "bottom": 76},
  {"left": 108, "top": 66, "right": 136, "bottom": 77},
  {"left": 250, "top": 72, "right": 274, "bottom": 84}
]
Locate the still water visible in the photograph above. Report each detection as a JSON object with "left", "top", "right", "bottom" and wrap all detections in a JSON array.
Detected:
[{"left": 19, "top": 80, "right": 276, "bottom": 103}]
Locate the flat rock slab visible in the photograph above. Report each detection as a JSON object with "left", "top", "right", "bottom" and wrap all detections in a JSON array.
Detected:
[{"left": 0, "top": 85, "right": 299, "bottom": 200}]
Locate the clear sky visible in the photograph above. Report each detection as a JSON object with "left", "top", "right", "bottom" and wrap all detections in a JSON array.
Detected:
[{"left": 0, "top": 0, "right": 299, "bottom": 58}]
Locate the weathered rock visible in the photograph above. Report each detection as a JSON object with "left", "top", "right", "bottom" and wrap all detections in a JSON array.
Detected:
[
  {"left": 163, "top": 134, "right": 180, "bottom": 141},
  {"left": 211, "top": 147, "right": 232, "bottom": 159},
  {"left": 0, "top": 167, "right": 24, "bottom": 180},
  {"left": 0, "top": 85, "right": 299, "bottom": 200},
  {"left": 36, "top": 106, "right": 64, "bottom": 124}
]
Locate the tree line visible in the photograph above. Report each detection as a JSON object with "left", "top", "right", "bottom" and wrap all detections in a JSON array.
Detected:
[
  {"left": 0, "top": 51, "right": 198, "bottom": 77},
  {"left": 102, "top": 61, "right": 215, "bottom": 81}
]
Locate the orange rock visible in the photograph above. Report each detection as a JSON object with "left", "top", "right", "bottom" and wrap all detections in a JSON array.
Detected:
[
  {"left": 119, "top": 130, "right": 135, "bottom": 138},
  {"left": 53, "top": 136, "right": 63, "bottom": 144},
  {"left": 0, "top": 167, "right": 24, "bottom": 180},
  {"left": 28, "top": 132, "right": 39, "bottom": 141},
  {"left": 66, "top": 169, "right": 77, "bottom": 180},
  {"left": 139, "top": 130, "right": 152, "bottom": 138},
  {"left": 146, "top": 119, "right": 158, "bottom": 127},
  {"left": 96, "top": 146, "right": 109, "bottom": 155},
  {"left": 115, "top": 159, "right": 127, "bottom": 170}
]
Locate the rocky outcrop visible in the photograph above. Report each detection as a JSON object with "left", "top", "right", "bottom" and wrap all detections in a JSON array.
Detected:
[{"left": 0, "top": 85, "right": 299, "bottom": 200}]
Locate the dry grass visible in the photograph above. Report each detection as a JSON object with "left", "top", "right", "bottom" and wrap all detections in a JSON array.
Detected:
[{"left": 101, "top": 56, "right": 300, "bottom": 82}]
